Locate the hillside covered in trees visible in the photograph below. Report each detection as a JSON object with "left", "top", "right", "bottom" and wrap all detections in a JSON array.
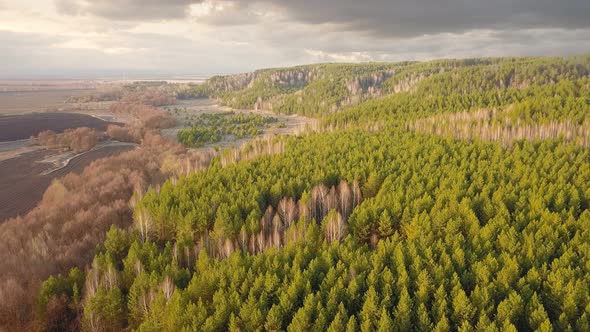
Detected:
[{"left": 28, "top": 56, "right": 590, "bottom": 331}]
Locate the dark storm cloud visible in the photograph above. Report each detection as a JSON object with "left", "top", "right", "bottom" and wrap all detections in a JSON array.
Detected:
[
  {"left": 53, "top": 0, "right": 590, "bottom": 38},
  {"left": 265, "top": 0, "right": 590, "bottom": 37}
]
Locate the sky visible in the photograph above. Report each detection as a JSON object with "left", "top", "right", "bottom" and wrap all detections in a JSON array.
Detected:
[{"left": 1, "top": 0, "right": 589, "bottom": 78}]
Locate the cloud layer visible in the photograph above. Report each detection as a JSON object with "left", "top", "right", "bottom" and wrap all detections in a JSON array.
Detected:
[
  {"left": 0, "top": 0, "right": 588, "bottom": 78},
  {"left": 53, "top": 0, "right": 590, "bottom": 35}
]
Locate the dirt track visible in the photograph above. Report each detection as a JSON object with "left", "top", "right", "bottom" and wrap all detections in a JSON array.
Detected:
[
  {"left": 0, "top": 145, "right": 134, "bottom": 222},
  {"left": 0, "top": 112, "right": 120, "bottom": 141}
]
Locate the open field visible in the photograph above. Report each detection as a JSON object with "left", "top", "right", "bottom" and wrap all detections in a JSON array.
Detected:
[
  {"left": 0, "top": 144, "right": 135, "bottom": 221},
  {"left": 0, "top": 81, "right": 126, "bottom": 124},
  {"left": 0, "top": 112, "right": 121, "bottom": 141},
  {"left": 0, "top": 90, "right": 98, "bottom": 115},
  {"left": 0, "top": 79, "right": 98, "bottom": 91}
]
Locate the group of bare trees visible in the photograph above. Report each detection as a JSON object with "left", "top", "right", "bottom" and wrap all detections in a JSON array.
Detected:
[
  {"left": 170, "top": 180, "right": 363, "bottom": 261},
  {"left": 219, "top": 136, "right": 286, "bottom": 167},
  {"left": 34, "top": 127, "right": 100, "bottom": 153},
  {"left": 110, "top": 102, "right": 176, "bottom": 130},
  {"left": 32, "top": 103, "right": 176, "bottom": 155},
  {"left": 0, "top": 78, "right": 314, "bottom": 329},
  {"left": 121, "top": 86, "right": 177, "bottom": 107},
  {"left": 408, "top": 108, "right": 590, "bottom": 147},
  {"left": 106, "top": 124, "right": 144, "bottom": 144},
  {"left": 0, "top": 127, "right": 202, "bottom": 329}
]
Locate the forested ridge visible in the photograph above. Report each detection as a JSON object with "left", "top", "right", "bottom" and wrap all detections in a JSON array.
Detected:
[{"left": 35, "top": 56, "right": 590, "bottom": 331}]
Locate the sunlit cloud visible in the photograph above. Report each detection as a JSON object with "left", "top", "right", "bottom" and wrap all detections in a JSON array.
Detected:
[
  {"left": 52, "top": 39, "right": 147, "bottom": 54},
  {"left": 189, "top": 0, "right": 229, "bottom": 17}
]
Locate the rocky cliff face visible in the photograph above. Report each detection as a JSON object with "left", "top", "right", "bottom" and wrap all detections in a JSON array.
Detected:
[
  {"left": 390, "top": 73, "right": 428, "bottom": 93},
  {"left": 200, "top": 64, "right": 417, "bottom": 114},
  {"left": 268, "top": 69, "right": 319, "bottom": 88},
  {"left": 212, "top": 68, "right": 322, "bottom": 92},
  {"left": 343, "top": 70, "right": 396, "bottom": 106},
  {"left": 208, "top": 72, "right": 259, "bottom": 92}
]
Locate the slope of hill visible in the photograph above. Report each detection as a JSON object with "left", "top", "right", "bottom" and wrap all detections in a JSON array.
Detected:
[
  {"left": 182, "top": 56, "right": 589, "bottom": 117},
  {"left": 32, "top": 56, "right": 590, "bottom": 331}
]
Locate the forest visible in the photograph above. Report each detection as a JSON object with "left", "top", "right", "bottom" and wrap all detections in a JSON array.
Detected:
[
  {"left": 2, "top": 55, "right": 589, "bottom": 331},
  {"left": 177, "top": 112, "right": 278, "bottom": 147}
]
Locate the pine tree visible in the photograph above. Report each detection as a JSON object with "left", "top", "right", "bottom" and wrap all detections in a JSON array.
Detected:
[
  {"left": 496, "top": 291, "right": 523, "bottom": 326},
  {"left": 416, "top": 303, "right": 433, "bottom": 332},
  {"left": 104, "top": 225, "right": 129, "bottom": 262},
  {"left": 473, "top": 313, "right": 491, "bottom": 331},
  {"left": 288, "top": 294, "right": 316, "bottom": 332},
  {"left": 313, "top": 309, "right": 328, "bottom": 332},
  {"left": 377, "top": 209, "right": 395, "bottom": 238},
  {"left": 393, "top": 287, "right": 413, "bottom": 331},
  {"left": 575, "top": 311, "right": 590, "bottom": 332},
  {"left": 346, "top": 316, "right": 359, "bottom": 332},
  {"left": 433, "top": 315, "right": 450, "bottom": 332},
  {"left": 239, "top": 294, "right": 264, "bottom": 331},
  {"left": 363, "top": 172, "right": 383, "bottom": 198},
  {"left": 452, "top": 288, "right": 474, "bottom": 326},
  {"left": 433, "top": 284, "right": 448, "bottom": 322},
  {"left": 527, "top": 292, "right": 551, "bottom": 330},
  {"left": 457, "top": 320, "right": 473, "bottom": 332},
  {"left": 415, "top": 270, "right": 431, "bottom": 306},
  {"left": 360, "top": 286, "right": 380, "bottom": 332},
  {"left": 82, "top": 287, "right": 125, "bottom": 332},
  {"left": 327, "top": 310, "right": 347, "bottom": 332},
  {"left": 265, "top": 304, "right": 284, "bottom": 332},
  {"left": 500, "top": 320, "right": 518, "bottom": 332},
  {"left": 377, "top": 307, "right": 394, "bottom": 332},
  {"left": 229, "top": 313, "right": 242, "bottom": 332}
]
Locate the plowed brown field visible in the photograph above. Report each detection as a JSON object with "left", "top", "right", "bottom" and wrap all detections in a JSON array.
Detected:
[
  {"left": 0, "top": 145, "right": 134, "bottom": 222},
  {"left": 0, "top": 112, "right": 120, "bottom": 141}
]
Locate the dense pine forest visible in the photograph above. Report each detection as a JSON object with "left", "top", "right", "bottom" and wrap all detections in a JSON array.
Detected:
[{"left": 35, "top": 56, "right": 590, "bottom": 331}]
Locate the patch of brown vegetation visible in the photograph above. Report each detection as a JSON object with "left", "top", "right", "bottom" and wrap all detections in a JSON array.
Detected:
[
  {"left": 66, "top": 87, "right": 123, "bottom": 103},
  {"left": 35, "top": 127, "right": 100, "bottom": 153},
  {"left": 110, "top": 102, "right": 176, "bottom": 129},
  {"left": 0, "top": 134, "right": 187, "bottom": 330},
  {"left": 106, "top": 124, "right": 143, "bottom": 143},
  {"left": 121, "top": 87, "right": 176, "bottom": 106},
  {"left": 0, "top": 145, "right": 135, "bottom": 223},
  {"left": 407, "top": 108, "right": 590, "bottom": 147}
]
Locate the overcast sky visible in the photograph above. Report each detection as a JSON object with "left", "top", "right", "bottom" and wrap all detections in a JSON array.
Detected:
[{"left": 1, "top": 0, "right": 589, "bottom": 78}]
